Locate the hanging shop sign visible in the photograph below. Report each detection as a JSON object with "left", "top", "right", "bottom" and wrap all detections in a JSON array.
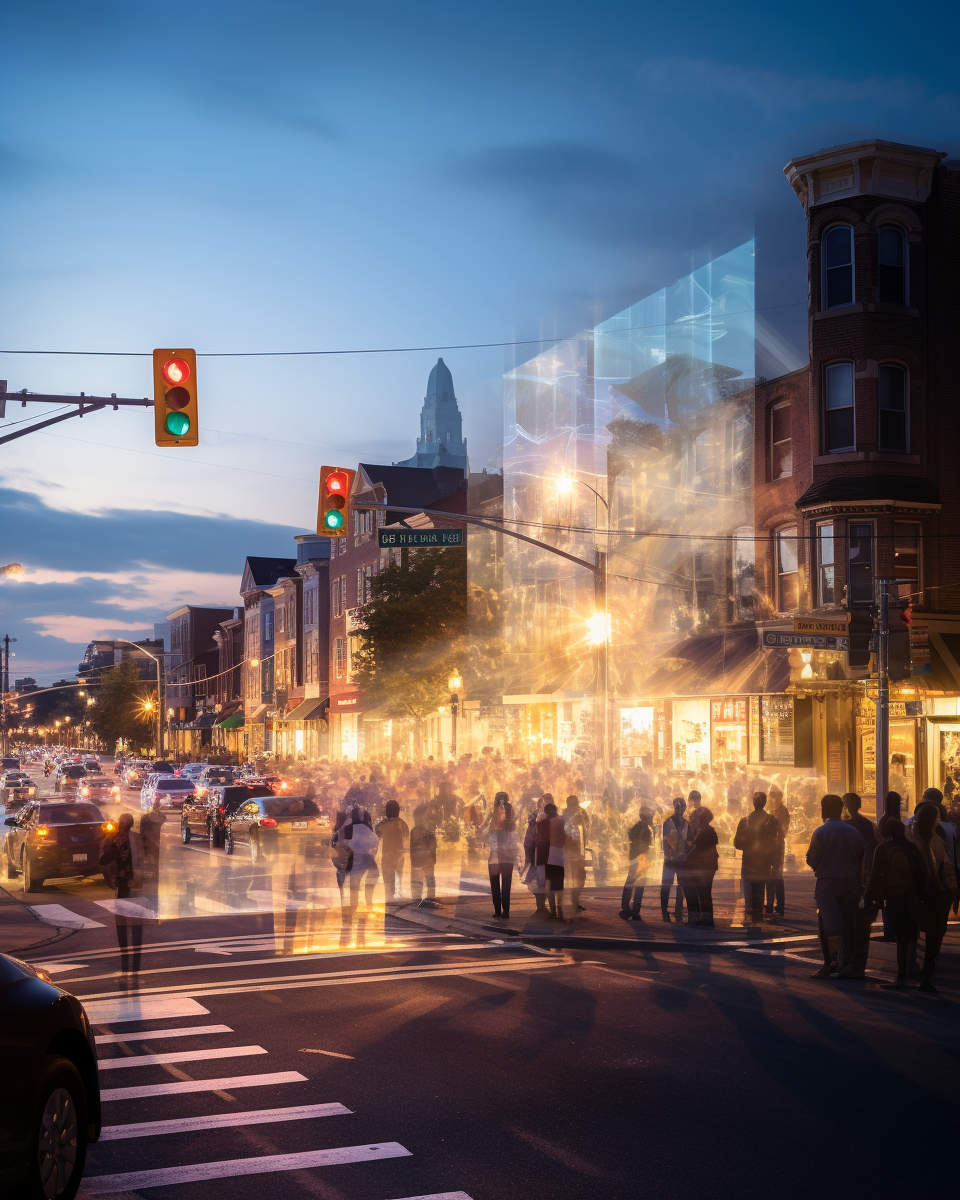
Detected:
[
  {"left": 763, "top": 630, "right": 849, "bottom": 651},
  {"left": 793, "top": 616, "right": 850, "bottom": 636}
]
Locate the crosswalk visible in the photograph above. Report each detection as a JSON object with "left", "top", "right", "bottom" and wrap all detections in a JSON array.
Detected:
[{"left": 80, "top": 994, "right": 475, "bottom": 1199}]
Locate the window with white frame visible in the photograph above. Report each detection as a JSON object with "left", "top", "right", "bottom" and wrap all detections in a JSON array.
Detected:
[
  {"left": 816, "top": 522, "right": 836, "bottom": 606},
  {"left": 335, "top": 637, "right": 346, "bottom": 678},
  {"left": 878, "top": 362, "right": 908, "bottom": 453},
  {"left": 822, "top": 224, "right": 854, "bottom": 309},
  {"left": 878, "top": 225, "right": 907, "bottom": 305},
  {"left": 824, "top": 362, "right": 855, "bottom": 452},
  {"left": 331, "top": 578, "right": 340, "bottom": 618},
  {"left": 770, "top": 401, "right": 792, "bottom": 480},
  {"left": 776, "top": 527, "right": 799, "bottom": 612}
]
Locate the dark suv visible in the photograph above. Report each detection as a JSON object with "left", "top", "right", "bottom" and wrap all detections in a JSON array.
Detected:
[{"left": 181, "top": 784, "right": 273, "bottom": 848}]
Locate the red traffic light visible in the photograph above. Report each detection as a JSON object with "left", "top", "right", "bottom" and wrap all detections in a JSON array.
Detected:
[
  {"left": 325, "top": 470, "right": 349, "bottom": 496},
  {"left": 161, "top": 357, "right": 192, "bottom": 386}
]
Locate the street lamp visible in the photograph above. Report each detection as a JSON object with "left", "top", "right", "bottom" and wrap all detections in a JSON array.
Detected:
[
  {"left": 114, "top": 638, "right": 163, "bottom": 759},
  {"left": 448, "top": 669, "right": 463, "bottom": 762}
]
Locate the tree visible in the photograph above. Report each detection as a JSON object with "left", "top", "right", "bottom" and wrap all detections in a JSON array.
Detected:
[
  {"left": 352, "top": 548, "right": 467, "bottom": 751},
  {"left": 88, "top": 662, "right": 155, "bottom": 752}
]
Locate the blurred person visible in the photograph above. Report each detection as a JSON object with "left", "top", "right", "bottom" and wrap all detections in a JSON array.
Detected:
[
  {"left": 620, "top": 804, "right": 654, "bottom": 921},
  {"left": 687, "top": 789, "right": 702, "bottom": 823},
  {"left": 541, "top": 801, "right": 567, "bottom": 921},
  {"left": 99, "top": 812, "right": 144, "bottom": 987},
  {"left": 684, "top": 806, "right": 719, "bottom": 927},
  {"left": 483, "top": 791, "right": 517, "bottom": 920},
  {"left": 522, "top": 801, "right": 548, "bottom": 918},
  {"left": 660, "top": 797, "right": 689, "bottom": 922},
  {"left": 840, "top": 792, "right": 882, "bottom": 977},
  {"left": 865, "top": 816, "right": 925, "bottom": 989},
  {"left": 878, "top": 791, "right": 904, "bottom": 940},
  {"left": 765, "top": 786, "right": 791, "bottom": 917},
  {"left": 908, "top": 801, "right": 949, "bottom": 992},
  {"left": 375, "top": 799, "right": 409, "bottom": 903},
  {"left": 806, "top": 794, "right": 864, "bottom": 979},
  {"left": 342, "top": 806, "right": 380, "bottom": 914},
  {"left": 563, "top": 794, "right": 589, "bottom": 914},
  {"left": 409, "top": 804, "right": 438, "bottom": 907},
  {"left": 734, "top": 792, "right": 781, "bottom": 925}
]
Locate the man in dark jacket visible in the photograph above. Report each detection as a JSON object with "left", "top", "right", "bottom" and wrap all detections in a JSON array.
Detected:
[
  {"left": 660, "top": 798, "right": 689, "bottom": 922},
  {"left": 806, "top": 794, "right": 864, "bottom": 978},
  {"left": 841, "top": 792, "right": 881, "bottom": 977},
  {"left": 734, "top": 792, "right": 781, "bottom": 924},
  {"left": 620, "top": 806, "right": 653, "bottom": 921}
]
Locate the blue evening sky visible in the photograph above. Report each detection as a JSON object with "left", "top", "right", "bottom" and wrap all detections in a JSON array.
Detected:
[{"left": 1, "top": 0, "right": 958, "bottom": 681}]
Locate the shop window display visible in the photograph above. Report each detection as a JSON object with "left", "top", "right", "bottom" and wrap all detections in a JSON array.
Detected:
[{"left": 760, "top": 695, "right": 793, "bottom": 763}]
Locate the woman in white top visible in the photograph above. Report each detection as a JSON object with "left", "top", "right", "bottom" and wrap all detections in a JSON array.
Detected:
[{"left": 482, "top": 791, "right": 517, "bottom": 919}]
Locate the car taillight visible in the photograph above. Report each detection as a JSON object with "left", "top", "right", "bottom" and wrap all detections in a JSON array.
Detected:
[
  {"left": 260, "top": 817, "right": 278, "bottom": 827},
  {"left": 111, "top": 787, "right": 120, "bottom": 794},
  {"left": 218, "top": 805, "right": 226, "bottom": 815},
  {"left": 36, "top": 825, "right": 50, "bottom": 837}
]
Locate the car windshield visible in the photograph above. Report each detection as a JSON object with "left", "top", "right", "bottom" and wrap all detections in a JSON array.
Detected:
[
  {"left": 262, "top": 797, "right": 320, "bottom": 817},
  {"left": 156, "top": 778, "right": 195, "bottom": 790},
  {"left": 39, "top": 804, "right": 105, "bottom": 824}
]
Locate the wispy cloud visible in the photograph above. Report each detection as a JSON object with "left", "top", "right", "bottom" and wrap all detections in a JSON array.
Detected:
[
  {"left": 25, "top": 614, "right": 153, "bottom": 644},
  {"left": 11, "top": 564, "right": 240, "bottom": 613},
  {"left": 636, "top": 57, "right": 956, "bottom": 119}
]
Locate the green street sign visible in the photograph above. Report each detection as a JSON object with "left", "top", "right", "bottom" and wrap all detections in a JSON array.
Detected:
[{"left": 378, "top": 528, "right": 464, "bottom": 548}]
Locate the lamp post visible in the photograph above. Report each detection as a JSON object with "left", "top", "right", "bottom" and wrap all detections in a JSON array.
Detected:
[
  {"left": 448, "top": 669, "right": 463, "bottom": 762},
  {"left": 114, "top": 638, "right": 164, "bottom": 759}
]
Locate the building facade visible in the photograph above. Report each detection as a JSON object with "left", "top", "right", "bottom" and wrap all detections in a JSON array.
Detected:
[
  {"left": 164, "top": 606, "right": 237, "bottom": 755},
  {"left": 239, "top": 556, "right": 296, "bottom": 759}
]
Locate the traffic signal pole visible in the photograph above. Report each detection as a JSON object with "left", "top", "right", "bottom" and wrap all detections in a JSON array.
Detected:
[
  {"left": 0, "top": 383, "right": 152, "bottom": 446},
  {"left": 875, "top": 578, "right": 890, "bottom": 812}
]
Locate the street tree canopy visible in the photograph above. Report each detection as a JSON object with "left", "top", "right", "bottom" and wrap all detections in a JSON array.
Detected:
[{"left": 88, "top": 661, "right": 155, "bottom": 751}]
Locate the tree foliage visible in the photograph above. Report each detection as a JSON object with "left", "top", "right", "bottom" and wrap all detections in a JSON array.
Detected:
[{"left": 88, "top": 662, "right": 156, "bottom": 751}]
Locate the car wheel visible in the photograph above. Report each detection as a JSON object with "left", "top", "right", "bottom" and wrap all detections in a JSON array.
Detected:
[
  {"left": 5, "top": 846, "right": 17, "bottom": 879},
  {"left": 181, "top": 820, "right": 191, "bottom": 844},
  {"left": 26, "top": 1055, "right": 89, "bottom": 1200},
  {"left": 23, "top": 853, "right": 44, "bottom": 893},
  {"left": 249, "top": 836, "right": 261, "bottom": 865},
  {"left": 225, "top": 831, "right": 234, "bottom": 856},
  {"left": 208, "top": 824, "right": 220, "bottom": 849}
]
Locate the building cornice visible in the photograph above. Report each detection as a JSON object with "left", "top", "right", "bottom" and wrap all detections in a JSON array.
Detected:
[{"left": 784, "top": 140, "right": 946, "bottom": 214}]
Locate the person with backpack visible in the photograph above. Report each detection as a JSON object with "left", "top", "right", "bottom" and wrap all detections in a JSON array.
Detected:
[
  {"left": 865, "top": 816, "right": 926, "bottom": 989},
  {"left": 734, "top": 792, "right": 782, "bottom": 925}
]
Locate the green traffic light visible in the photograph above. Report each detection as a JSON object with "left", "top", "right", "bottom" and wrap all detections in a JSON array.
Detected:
[
  {"left": 324, "top": 509, "right": 344, "bottom": 530},
  {"left": 165, "top": 411, "right": 191, "bottom": 437}
]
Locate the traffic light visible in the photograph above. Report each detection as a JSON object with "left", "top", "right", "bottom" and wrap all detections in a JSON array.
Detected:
[
  {"left": 846, "top": 607, "right": 875, "bottom": 668},
  {"left": 153, "top": 349, "right": 198, "bottom": 446},
  {"left": 318, "top": 466, "right": 355, "bottom": 537}
]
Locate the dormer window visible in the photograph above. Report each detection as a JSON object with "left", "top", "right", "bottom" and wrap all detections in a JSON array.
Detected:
[
  {"left": 822, "top": 225, "right": 854, "bottom": 309},
  {"left": 878, "top": 225, "right": 907, "bottom": 305}
]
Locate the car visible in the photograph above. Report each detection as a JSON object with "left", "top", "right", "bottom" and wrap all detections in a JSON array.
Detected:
[
  {"left": 81, "top": 758, "right": 100, "bottom": 773},
  {"left": 76, "top": 776, "right": 122, "bottom": 805},
  {"left": 150, "top": 761, "right": 177, "bottom": 775},
  {"left": 224, "top": 794, "right": 327, "bottom": 863},
  {"left": 4, "top": 801, "right": 116, "bottom": 892},
  {"left": 1, "top": 772, "right": 38, "bottom": 811},
  {"left": 121, "top": 759, "right": 152, "bottom": 788},
  {"left": 139, "top": 774, "right": 196, "bottom": 812},
  {"left": 0, "top": 951, "right": 101, "bottom": 1199},
  {"left": 179, "top": 762, "right": 205, "bottom": 780},
  {"left": 181, "top": 783, "right": 274, "bottom": 847},
  {"left": 192, "top": 766, "right": 237, "bottom": 801},
  {"left": 1, "top": 755, "right": 21, "bottom": 771},
  {"left": 54, "top": 764, "right": 87, "bottom": 795}
]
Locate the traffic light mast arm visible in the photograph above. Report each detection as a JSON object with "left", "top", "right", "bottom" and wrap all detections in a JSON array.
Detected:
[{"left": 0, "top": 394, "right": 152, "bottom": 447}]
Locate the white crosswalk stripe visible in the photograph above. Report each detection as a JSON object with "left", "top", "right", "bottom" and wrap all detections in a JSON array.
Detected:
[
  {"left": 95, "top": 1023, "right": 233, "bottom": 1044},
  {"left": 100, "top": 1070, "right": 306, "bottom": 1101},
  {"left": 100, "top": 1103, "right": 352, "bottom": 1141},
  {"left": 97, "top": 1044, "right": 266, "bottom": 1070}
]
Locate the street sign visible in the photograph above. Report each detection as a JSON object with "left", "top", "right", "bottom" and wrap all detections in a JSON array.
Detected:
[
  {"left": 762, "top": 630, "right": 850, "bottom": 651},
  {"left": 378, "top": 529, "right": 464, "bottom": 548},
  {"left": 793, "top": 616, "right": 850, "bottom": 636}
]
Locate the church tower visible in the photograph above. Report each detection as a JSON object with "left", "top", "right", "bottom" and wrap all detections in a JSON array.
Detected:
[{"left": 396, "top": 358, "right": 469, "bottom": 471}]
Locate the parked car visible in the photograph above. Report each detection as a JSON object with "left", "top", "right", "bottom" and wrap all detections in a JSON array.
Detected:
[
  {"left": 4, "top": 801, "right": 115, "bottom": 892},
  {"left": 1, "top": 755, "right": 21, "bottom": 771},
  {"left": 76, "top": 776, "right": 122, "bottom": 805},
  {"left": 224, "top": 795, "right": 327, "bottom": 863},
  {"left": 181, "top": 783, "right": 273, "bottom": 847},
  {"left": 54, "top": 764, "right": 87, "bottom": 794},
  {"left": 0, "top": 950, "right": 101, "bottom": 1199},
  {"left": 1, "top": 771, "right": 38, "bottom": 810},
  {"left": 139, "top": 774, "right": 196, "bottom": 812}
]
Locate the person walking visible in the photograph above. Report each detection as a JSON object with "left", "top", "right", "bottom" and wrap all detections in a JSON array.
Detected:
[
  {"left": 839, "top": 792, "right": 881, "bottom": 978},
  {"left": 620, "top": 804, "right": 654, "bottom": 921},
  {"left": 342, "top": 806, "right": 380, "bottom": 914},
  {"left": 734, "top": 792, "right": 781, "bottom": 925},
  {"left": 908, "top": 801, "right": 949, "bottom": 992},
  {"left": 660, "top": 797, "right": 689, "bottom": 922},
  {"left": 541, "top": 800, "right": 567, "bottom": 921},
  {"left": 522, "top": 803, "right": 548, "bottom": 918},
  {"left": 409, "top": 804, "right": 438, "bottom": 907},
  {"left": 684, "top": 807, "right": 720, "bottom": 927},
  {"left": 375, "top": 799, "right": 409, "bottom": 903},
  {"left": 483, "top": 791, "right": 517, "bottom": 919},
  {"left": 865, "top": 816, "right": 925, "bottom": 989},
  {"left": 806, "top": 794, "right": 864, "bottom": 979},
  {"left": 99, "top": 812, "right": 144, "bottom": 987},
  {"left": 562, "top": 794, "right": 589, "bottom": 915},
  {"left": 766, "top": 787, "right": 790, "bottom": 917}
]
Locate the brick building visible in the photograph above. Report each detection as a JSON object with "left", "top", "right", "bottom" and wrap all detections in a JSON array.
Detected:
[{"left": 754, "top": 139, "right": 960, "bottom": 805}]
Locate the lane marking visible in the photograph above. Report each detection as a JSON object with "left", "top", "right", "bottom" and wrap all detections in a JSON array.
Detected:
[
  {"left": 79, "top": 1141, "right": 412, "bottom": 1193},
  {"left": 100, "top": 1102, "right": 351, "bottom": 1141},
  {"left": 33, "top": 962, "right": 89, "bottom": 973},
  {"left": 101, "top": 1070, "right": 307, "bottom": 1101},
  {"left": 300, "top": 1048, "right": 354, "bottom": 1059},
  {"left": 84, "top": 996, "right": 209, "bottom": 1025},
  {"left": 98, "top": 1044, "right": 266, "bottom": 1070},
  {"left": 95, "top": 1024, "right": 233, "bottom": 1045},
  {"left": 94, "top": 898, "right": 158, "bottom": 919},
  {"left": 62, "top": 941, "right": 521, "bottom": 985},
  {"left": 390, "top": 1194, "right": 474, "bottom": 1200},
  {"left": 75, "top": 954, "right": 571, "bottom": 1003},
  {"left": 28, "top": 904, "right": 104, "bottom": 929}
]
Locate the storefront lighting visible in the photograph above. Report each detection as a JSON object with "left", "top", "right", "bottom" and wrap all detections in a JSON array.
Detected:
[{"left": 800, "top": 649, "right": 814, "bottom": 680}]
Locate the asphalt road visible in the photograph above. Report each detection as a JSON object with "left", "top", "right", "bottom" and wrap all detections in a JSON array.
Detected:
[{"left": 9, "top": 760, "right": 959, "bottom": 1199}]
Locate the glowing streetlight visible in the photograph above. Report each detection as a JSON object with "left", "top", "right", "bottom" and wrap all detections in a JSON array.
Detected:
[
  {"left": 585, "top": 612, "right": 611, "bottom": 646},
  {"left": 249, "top": 657, "right": 260, "bottom": 668},
  {"left": 448, "top": 670, "right": 463, "bottom": 691},
  {"left": 143, "top": 699, "right": 155, "bottom": 713}
]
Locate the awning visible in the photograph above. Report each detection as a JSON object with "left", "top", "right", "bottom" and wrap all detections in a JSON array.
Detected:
[
  {"left": 637, "top": 629, "right": 791, "bottom": 698},
  {"left": 186, "top": 712, "right": 218, "bottom": 730},
  {"left": 216, "top": 700, "right": 243, "bottom": 721},
  {"left": 217, "top": 712, "right": 245, "bottom": 730},
  {"left": 281, "top": 698, "right": 327, "bottom": 722},
  {"left": 246, "top": 704, "right": 268, "bottom": 722}
]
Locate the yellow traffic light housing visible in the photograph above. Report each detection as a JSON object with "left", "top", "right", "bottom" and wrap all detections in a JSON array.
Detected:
[
  {"left": 153, "top": 349, "right": 198, "bottom": 446},
  {"left": 318, "top": 466, "right": 355, "bottom": 537}
]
